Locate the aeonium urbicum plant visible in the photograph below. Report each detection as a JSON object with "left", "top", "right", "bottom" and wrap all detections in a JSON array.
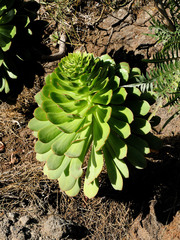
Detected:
[{"left": 28, "top": 52, "right": 161, "bottom": 198}]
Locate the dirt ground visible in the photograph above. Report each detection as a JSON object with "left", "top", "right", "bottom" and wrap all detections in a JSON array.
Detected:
[{"left": 0, "top": 1, "right": 180, "bottom": 239}]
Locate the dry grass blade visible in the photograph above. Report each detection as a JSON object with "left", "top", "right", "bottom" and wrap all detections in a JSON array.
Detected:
[{"left": 0, "top": 160, "right": 50, "bottom": 212}]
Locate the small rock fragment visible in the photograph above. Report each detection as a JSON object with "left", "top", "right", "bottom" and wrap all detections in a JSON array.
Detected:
[{"left": 19, "top": 216, "right": 29, "bottom": 226}]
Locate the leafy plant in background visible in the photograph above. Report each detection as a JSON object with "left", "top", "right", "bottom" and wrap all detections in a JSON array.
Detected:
[
  {"left": 28, "top": 52, "right": 161, "bottom": 198},
  {"left": 0, "top": 0, "right": 37, "bottom": 94},
  {"left": 0, "top": 0, "right": 17, "bottom": 93},
  {"left": 133, "top": 0, "right": 180, "bottom": 131}
]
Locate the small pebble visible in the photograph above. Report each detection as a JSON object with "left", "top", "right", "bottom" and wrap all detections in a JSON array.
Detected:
[{"left": 19, "top": 216, "right": 29, "bottom": 226}]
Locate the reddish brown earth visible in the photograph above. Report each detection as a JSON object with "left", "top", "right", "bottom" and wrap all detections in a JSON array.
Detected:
[{"left": 0, "top": 1, "right": 179, "bottom": 239}]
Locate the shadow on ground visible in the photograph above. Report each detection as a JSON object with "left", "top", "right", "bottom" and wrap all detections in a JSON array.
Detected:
[
  {"left": 98, "top": 134, "right": 180, "bottom": 225},
  {"left": 109, "top": 46, "right": 148, "bottom": 75}
]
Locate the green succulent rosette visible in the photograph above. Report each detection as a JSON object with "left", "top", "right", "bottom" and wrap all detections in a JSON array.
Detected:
[{"left": 29, "top": 52, "right": 161, "bottom": 198}]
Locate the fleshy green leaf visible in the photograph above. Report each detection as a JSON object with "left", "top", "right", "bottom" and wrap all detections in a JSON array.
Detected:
[
  {"left": 117, "top": 62, "right": 130, "bottom": 73},
  {"left": 125, "top": 134, "right": 150, "bottom": 154},
  {"left": 100, "top": 54, "right": 115, "bottom": 65},
  {"left": 111, "top": 106, "right": 134, "bottom": 124},
  {"left": 35, "top": 133, "right": 62, "bottom": 154},
  {"left": 69, "top": 158, "right": 83, "bottom": 179},
  {"left": 34, "top": 107, "right": 47, "bottom": 121},
  {"left": 106, "top": 132, "right": 127, "bottom": 159},
  {"left": 96, "top": 105, "right": 112, "bottom": 123},
  {"left": 84, "top": 178, "right": 99, "bottom": 199},
  {"left": 107, "top": 75, "right": 120, "bottom": 90},
  {"left": 58, "top": 118, "right": 85, "bottom": 133},
  {"left": 35, "top": 91, "right": 44, "bottom": 106},
  {"left": 111, "top": 87, "right": 127, "bottom": 104},
  {"left": 104, "top": 144, "right": 129, "bottom": 178},
  {"left": 36, "top": 150, "right": 52, "bottom": 162},
  {"left": 35, "top": 140, "right": 53, "bottom": 154},
  {"left": 50, "top": 91, "right": 73, "bottom": 104},
  {"left": 52, "top": 75, "right": 77, "bottom": 92},
  {"left": 47, "top": 154, "right": 64, "bottom": 170},
  {"left": 52, "top": 132, "right": 76, "bottom": 156},
  {"left": 6, "top": 69, "right": 17, "bottom": 79},
  {"left": 113, "top": 158, "right": 129, "bottom": 178},
  {"left": 65, "top": 139, "right": 86, "bottom": 158},
  {"left": 92, "top": 77, "right": 109, "bottom": 92},
  {"left": 126, "top": 87, "right": 141, "bottom": 98},
  {"left": 57, "top": 100, "right": 88, "bottom": 114},
  {"left": 116, "top": 62, "right": 130, "bottom": 83},
  {"left": 47, "top": 112, "right": 74, "bottom": 125},
  {"left": 0, "top": 9, "right": 16, "bottom": 24},
  {"left": 126, "top": 100, "right": 150, "bottom": 116},
  {"left": 0, "top": 77, "right": 10, "bottom": 93},
  {"left": 65, "top": 126, "right": 91, "bottom": 158},
  {"left": 28, "top": 118, "right": 50, "bottom": 132},
  {"left": 4, "top": 78, "right": 10, "bottom": 93},
  {"left": 38, "top": 125, "right": 61, "bottom": 143},
  {"left": 0, "top": 49, "right": 4, "bottom": 66},
  {"left": 108, "top": 117, "right": 131, "bottom": 139},
  {"left": 58, "top": 164, "right": 76, "bottom": 191},
  {"left": 127, "top": 145, "right": 147, "bottom": 169},
  {"left": 141, "top": 132, "right": 162, "bottom": 150},
  {"left": 0, "top": 25, "right": 16, "bottom": 51},
  {"left": 131, "top": 118, "right": 151, "bottom": 135},
  {"left": 130, "top": 67, "right": 141, "bottom": 78},
  {"left": 85, "top": 145, "right": 103, "bottom": 184},
  {"left": 65, "top": 178, "right": 81, "bottom": 197},
  {"left": 103, "top": 146, "right": 123, "bottom": 190},
  {"left": 140, "top": 92, "right": 156, "bottom": 105},
  {"left": 42, "top": 84, "right": 58, "bottom": 98},
  {"left": 44, "top": 156, "right": 71, "bottom": 179},
  {"left": 92, "top": 89, "right": 113, "bottom": 105},
  {"left": 93, "top": 113, "right": 110, "bottom": 151},
  {"left": 45, "top": 74, "right": 51, "bottom": 84},
  {"left": 118, "top": 68, "right": 129, "bottom": 82},
  {"left": 42, "top": 100, "right": 63, "bottom": 113}
]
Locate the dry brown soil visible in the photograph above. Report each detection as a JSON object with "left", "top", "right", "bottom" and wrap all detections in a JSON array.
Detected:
[{"left": 0, "top": 1, "right": 180, "bottom": 239}]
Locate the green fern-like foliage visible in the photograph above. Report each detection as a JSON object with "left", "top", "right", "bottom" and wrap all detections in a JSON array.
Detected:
[
  {"left": 132, "top": 0, "right": 180, "bottom": 115},
  {"left": 124, "top": 1, "right": 180, "bottom": 131},
  {"left": 28, "top": 52, "right": 162, "bottom": 198},
  {"left": 136, "top": 55, "right": 180, "bottom": 102}
]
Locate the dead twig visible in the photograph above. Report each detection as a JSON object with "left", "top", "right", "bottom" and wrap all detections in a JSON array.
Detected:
[{"left": 41, "top": 33, "right": 67, "bottom": 62}]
